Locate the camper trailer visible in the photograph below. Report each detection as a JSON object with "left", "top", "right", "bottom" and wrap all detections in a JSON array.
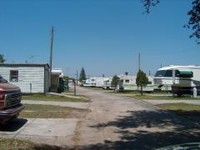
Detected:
[
  {"left": 83, "top": 77, "right": 96, "bottom": 87},
  {"left": 154, "top": 65, "right": 200, "bottom": 96},
  {"left": 83, "top": 77, "right": 113, "bottom": 89},
  {"left": 118, "top": 75, "right": 154, "bottom": 92}
]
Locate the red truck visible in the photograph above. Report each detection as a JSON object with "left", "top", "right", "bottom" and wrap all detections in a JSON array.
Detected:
[{"left": 0, "top": 75, "right": 24, "bottom": 125}]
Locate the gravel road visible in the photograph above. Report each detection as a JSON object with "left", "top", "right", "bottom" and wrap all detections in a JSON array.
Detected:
[
  {"left": 74, "top": 87, "right": 200, "bottom": 150},
  {"left": 0, "top": 87, "right": 200, "bottom": 150}
]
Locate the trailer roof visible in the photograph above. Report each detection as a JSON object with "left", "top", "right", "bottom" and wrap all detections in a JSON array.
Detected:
[{"left": 158, "top": 65, "right": 200, "bottom": 70}]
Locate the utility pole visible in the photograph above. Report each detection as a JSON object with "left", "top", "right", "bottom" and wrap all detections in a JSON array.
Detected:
[
  {"left": 76, "top": 70, "right": 79, "bottom": 85},
  {"left": 49, "top": 26, "right": 54, "bottom": 91},
  {"left": 138, "top": 52, "right": 141, "bottom": 71},
  {"left": 74, "top": 70, "right": 78, "bottom": 96}
]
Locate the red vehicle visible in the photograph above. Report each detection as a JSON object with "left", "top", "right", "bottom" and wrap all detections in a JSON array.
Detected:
[{"left": 0, "top": 75, "right": 24, "bottom": 125}]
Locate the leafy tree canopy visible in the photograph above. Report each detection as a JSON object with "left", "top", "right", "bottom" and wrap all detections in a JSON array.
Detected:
[
  {"left": 111, "top": 75, "right": 120, "bottom": 88},
  {"left": 142, "top": 0, "right": 200, "bottom": 44},
  {"left": 136, "top": 69, "right": 149, "bottom": 95}
]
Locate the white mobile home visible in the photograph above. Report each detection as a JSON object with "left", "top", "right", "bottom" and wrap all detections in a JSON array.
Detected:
[
  {"left": 83, "top": 76, "right": 113, "bottom": 88},
  {"left": 102, "top": 77, "right": 113, "bottom": 89},
  {"left": 83, "top": 77, "right": 96, "bottom": 87},
  {"left": 153, "top": 65, "right": 200, "bottom": 95},
  {"left": 119, "top": 75, "right": 137, "bottom": 90},
  {"left": 0, "top": 64, "right": 50, "bottom": 94},
  {"left": 119, "top": 75, "right": 154, "bottom": 92},
  {"left": 96, "top": 77, "right": 112, "bottom": 88}
]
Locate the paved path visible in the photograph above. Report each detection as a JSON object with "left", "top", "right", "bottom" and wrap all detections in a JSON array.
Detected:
[{"left": 0, "top": 87, "right": 200, "bottom": 150}]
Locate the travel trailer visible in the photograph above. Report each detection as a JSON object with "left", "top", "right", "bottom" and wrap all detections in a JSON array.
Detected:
[
  {"left": 118, "top": 75, "right": 154, "bottom": 92},
  {"left": 83, "top": 77, "right": 96, "bottom": 87},
  {"left": 102, "top": 77, "right": 113, "bottom": 89},
  {"left": 154, "top": 65, "right": 200, "bottom": 96},
  {"left": 83, "top": 77, "right": 113, "bottom": 89}
]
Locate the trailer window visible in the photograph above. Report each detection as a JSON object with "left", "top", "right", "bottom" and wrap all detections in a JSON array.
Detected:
[
  {"left": 155, "top": 70, "right": 167, "bottom": 77},
  {"left": 10, "top": 70, "right": 18, "bottom": 82},
  {"left": 155, "top": 70, "right": 180, "bottom": 77},
  {"left": 125, "top": 79, "right": 129, "bottom": 83},
  {"left": 165, "top": 70, "right": 172, "bottom": 77}
]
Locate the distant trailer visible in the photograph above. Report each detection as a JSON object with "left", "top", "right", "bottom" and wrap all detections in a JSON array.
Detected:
[
  {"left": 118, "top": 75, "right": 154, "bottom": 92},
  {"left": 153, "top": 65, "right": 200, "bottom": 96},
  {"left": 83, "top": 77, "right": 96, "bottom": 87}
]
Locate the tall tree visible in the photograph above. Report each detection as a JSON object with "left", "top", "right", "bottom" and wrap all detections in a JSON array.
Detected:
[
  {"left": 136, "top": 69, "right": 149, "bottom": 95},
  {"left": 142, "top": 0, "right": 200, "bottom": 44},
  {"left": 79, "top": 67, "right": 86, "bottom": 83},
  {"left": 0, "top": 54, "right": 5, "bottom": 63},
  {"left": 111, "top": 75, "right": 120, "bottom": 89}
]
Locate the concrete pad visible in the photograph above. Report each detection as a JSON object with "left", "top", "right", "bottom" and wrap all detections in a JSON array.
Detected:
[
  {"left": 1, "top": 118, "right": 79, "bottom": 146},
  {"left": 21, "top": 118, "right": 77, "bottom": 137}
]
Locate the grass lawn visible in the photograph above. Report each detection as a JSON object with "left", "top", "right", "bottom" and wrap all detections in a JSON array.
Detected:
[
  {"left": 0, "top": 138, "right": 70, "bottom": 150},
  {"left": 22, "top": 93, "right": 90, "bottom": 102},
  {"left": 158, "top": 103, "right": 200, "bottom": 111},
  {"left": 0, "top": 138, "right": 35, "bottom": 150},
  {"left": 157, "top": 103, "right": 200, "bottom": 119},
  {"left": 127, "top": 94, "right": 200, "bottom": 100},
  {"left": 20, "top": 104, "right": 88, "bottom": 118}
]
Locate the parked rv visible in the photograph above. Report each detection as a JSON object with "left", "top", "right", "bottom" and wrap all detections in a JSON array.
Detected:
[
  {"left": 83, "top": 77, "right": 96, "bottom": 87},
  {"left": 83, "top": 77, "right": 113, "bottom": 89},
  {"left": 0, "top": 75, "right": 24, "bottom": 125},
  {"left": 102, "top": 77, "right": 113, "bottom": 89},
  {"left": 154, "top": 65, "right": 200, "bottom": 96},
  {"left": 118, "top": 75, "right": 154, "bottom": 92}
]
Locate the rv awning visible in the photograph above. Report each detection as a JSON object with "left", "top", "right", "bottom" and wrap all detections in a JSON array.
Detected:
[{"left": 178, "top": 71, "right": 193, "bottom": 78}]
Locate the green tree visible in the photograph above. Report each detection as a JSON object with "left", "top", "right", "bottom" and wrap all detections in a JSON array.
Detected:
[
  {"left": 136, "top": 69, "right": 149, "bottom": 95},
  {"left": 111, "top": 75, "right": 120, "bottom": 89},
  {"left": 79, "top": 67, "right": 86, "bottom": 83},
  {"left": 0, "top": 54, "right": 5, "bottom": 63},
  {"left": 142, "top": 0, "right": 200, "bottom": 44}
]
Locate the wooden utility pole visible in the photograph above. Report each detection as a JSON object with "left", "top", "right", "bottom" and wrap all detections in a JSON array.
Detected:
[
  {"left": 138, "top": 52, "right": 141, "bottom": 71},
  {"left": 49, "top": 26, "right": 54, "bottom": 91},
  {"left": 50, "top": 26, "right": 54, "bottom": 74}
]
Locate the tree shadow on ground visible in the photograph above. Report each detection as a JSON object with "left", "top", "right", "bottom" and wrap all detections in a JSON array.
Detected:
[
  {"left": 31, "top": 110, "right": 200, "bottom": 150},
  {"left": 0, "top": 118, "right": 27, "bottom": 132},
  {"left": 77, "top": 110, "right": 200, "bottom": 150}
]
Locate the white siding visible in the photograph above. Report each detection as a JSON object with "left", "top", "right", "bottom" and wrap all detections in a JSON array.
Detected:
[{"left": 0, "top": 66, "right": 47, "bottom": 93}]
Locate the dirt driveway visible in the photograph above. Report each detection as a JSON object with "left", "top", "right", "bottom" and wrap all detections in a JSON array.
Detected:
[{"left": 1, "top": 87, "right": 200, "bottom": 150}]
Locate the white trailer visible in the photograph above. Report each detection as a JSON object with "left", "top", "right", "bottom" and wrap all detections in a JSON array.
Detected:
[
  {"left": 83, "top": 77, "right": 113, "bottom": 89},
  {"left": 102, "top": 77, "right": 113, "bottom": 89},
  {"left": 83, "top": 77, "right": 96, "bottom": 87},
  {"left": 153, "top": 65, "right": 200, "bottom": 96},
  {"left": 119, "top": 75, "right": 154, "bottom": 92}
]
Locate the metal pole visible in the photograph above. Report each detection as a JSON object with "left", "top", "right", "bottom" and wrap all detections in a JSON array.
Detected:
[
  {"left": 74, "top": 79, "right": 76, "bottom": 96},
  {"left": 138, "top": 52, "right": 141, "bottom": 71},
  {"left": 76, "top": 70, "right": 79, "bottom": 85},
  {"left": 49, "top": 26, "right": 54, "bottom": 91}
]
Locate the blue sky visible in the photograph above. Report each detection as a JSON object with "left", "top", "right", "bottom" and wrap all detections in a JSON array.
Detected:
[{"left": 0, "top": 0, "right": 199, "bottom": 77}]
